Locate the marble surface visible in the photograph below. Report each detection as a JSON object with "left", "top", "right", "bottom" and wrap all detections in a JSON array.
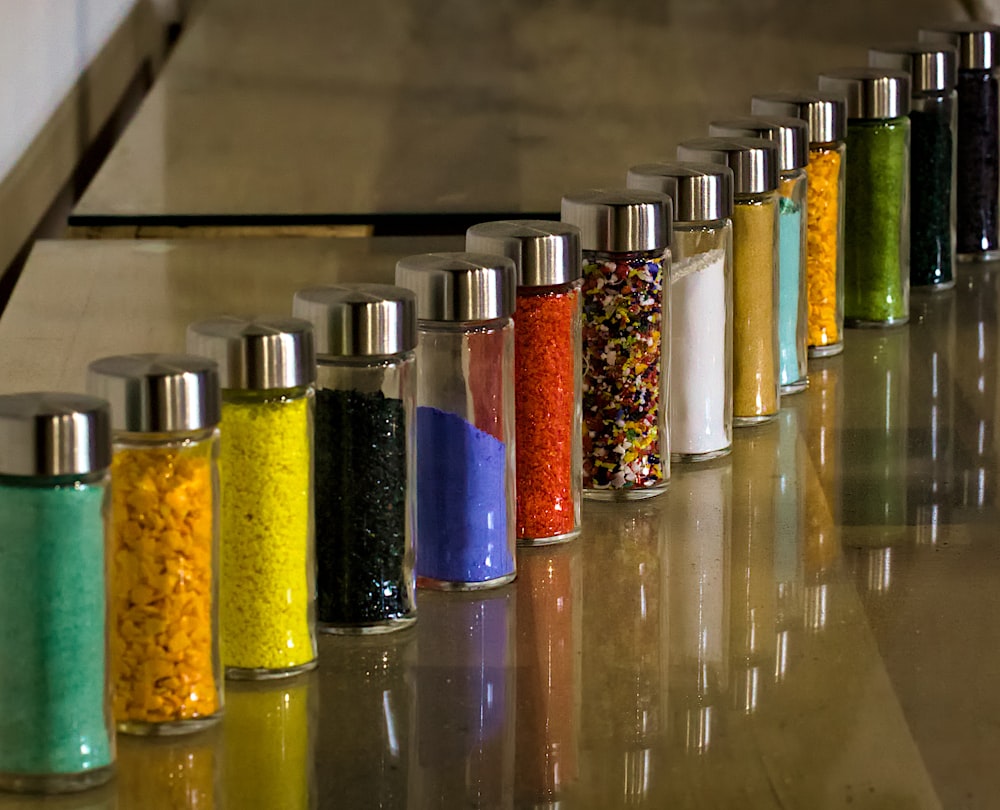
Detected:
[
  {"left": 71, "top": 0, "right": 968, "bottom": 230},
  {"left": 0, "top": 236, "right": 996, "bottom": 808}
]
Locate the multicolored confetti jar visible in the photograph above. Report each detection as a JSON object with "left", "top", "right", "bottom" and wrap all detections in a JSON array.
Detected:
[
  {"left": 627, "top": 162, "right": 734, "bottom": 462},
  {"left": 293, "top": 284, "right": 417, "bottom": 632},
  {"left": 0, "top": 393, "right": 115, "bottom": 793},
  {"left": 678, "top": 138, "right": 781, "bottom": 425},
  {"left": 561, "top": 190, "right": 671, "bottom": 499},
  {"left": 395, "top": 253, "right": 518, "bottom": 589},
  {"left": 920, "top": 24, "right": 1000, "bottom": 261},
  {"left": 708, "top": 116, "right": 810, "bottom": 396},
  {"left": 819, "top": 69, "right": 911, "bottom": 328},
  {"left": 466, "top": 220, "right": 583, "bottom": 545},
  {"left": 752, "top": 92, "right": 848, "bottom": 358},
  {"left": 187, "top": 317, "right": 317, "bottom": 676},
  {"left": 87, "top": 354, "right": 223, "bottom": 736}
]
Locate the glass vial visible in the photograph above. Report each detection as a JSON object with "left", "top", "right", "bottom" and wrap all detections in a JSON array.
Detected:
[
  {"left": 292, "top": 284, "right": 418, "bottom": 630},
  {"left": 560, "top": 189, "right": 672, "bottom": 498},
  {"left": 677, "top": 137, "right": 781, "bottom": 425},
  {"left": 0, "top": 393, "right": 115, "bottom": 793},
  {"left": 708, "top": 116, "right": 810, "bottom": 395},
  {"left": 920, "top": 24, "right": 1000, "bottom": 261},
  {"left": 186, "top": 317, "right": 317, "bottom": 677},
  {"left": 871, "top": 42, "right": 958, "bottom": 290},
  {"left": 466, "top": 220, "right": 583, "bottom": 546},
  {"left": 395, "top": 254, "right": 518, "bottom": 589},
  {"left": 819, "top": 68, "right": 912, "bottom": 327},
  {"left": 627, "top": 161, "right": 734, "bottom": 461},
  {"left": 87, "top": 355, "right": 223, "bottom": 735},
  {"left": 752, "top": 92, "right": 848, "bottom": 358}
]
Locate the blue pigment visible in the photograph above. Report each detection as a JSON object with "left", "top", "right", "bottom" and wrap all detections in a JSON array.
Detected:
[
  {"left": 416, "top": 406, "right": 513, "bottom": 584},
  {"left": 778, "top": 196, "right": 804, "bottom": 387}
]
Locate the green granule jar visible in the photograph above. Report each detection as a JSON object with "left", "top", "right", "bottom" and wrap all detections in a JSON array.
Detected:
[{"left": 0, "top": 393, "right": 114, "bottom": 794}]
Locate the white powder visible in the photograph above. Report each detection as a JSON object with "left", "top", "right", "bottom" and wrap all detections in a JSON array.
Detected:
[{"left": 670, "top": 247, "right": 729, "bottom": 456}]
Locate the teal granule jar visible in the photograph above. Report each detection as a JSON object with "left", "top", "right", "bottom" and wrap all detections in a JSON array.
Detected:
[{"left": 0, "top": 393, "right": 115, "bottom": 793}]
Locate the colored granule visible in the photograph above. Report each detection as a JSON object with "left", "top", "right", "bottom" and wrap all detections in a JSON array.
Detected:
[
  {"left": 805, "top": 147, "right": 842, "bottom": 348},
  {"left": 219, "top": 393, "right": 314, "bottom": 672},
  {"left": 109, "top": 444, "right": 220, "bottom": 726}
]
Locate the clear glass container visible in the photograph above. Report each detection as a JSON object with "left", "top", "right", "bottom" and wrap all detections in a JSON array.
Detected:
[
  {"left": 293, "top": 284, "right": 418, "bottom": 630},
  {"left": 671, "top": 222, "right": 734, "bottom": 459},
  {"left": 88, "top": 354, "right": 223, "bottom": 735},
  {"left": 395, "top": 253, "right": 518, "bottom": 590},
  {"left": 805, "top": 140, "right": 848, "bottom": 354},
  {"left": 777, "top": 168, "right": 809, "bottom": 393},
  {"left": 0, "top": 394, "right": 115, "bottom": 793},
  {"left": 187, "top": 316, "right": 318, "bottom": 677}
]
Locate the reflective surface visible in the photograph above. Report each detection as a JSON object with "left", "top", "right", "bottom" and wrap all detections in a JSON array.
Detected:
[
  {"left": 2, "top": 237, "right": 1000, "bottom": 807},
  {"left": 71, "top": 0, "right": 965, "bottom": 228}
]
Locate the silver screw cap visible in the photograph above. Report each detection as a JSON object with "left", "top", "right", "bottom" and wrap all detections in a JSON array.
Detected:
[
  {"left": 465, "top": 220, "right": 582, "bottom": 287},
  {"left": 818, "top": 68, "right": 911, "bottom": 120},
  {"left": 87, "top": 354, "right": 221, "bottom": 433},
  {"left": 708, "top": 115, "right": 809, "bottom": 172},
  {"left": 559, "top": 189, "right": 671, "bottom": 253},
  {"left": 186, "top": 316, "right": 315, "bottom": 389},
  {"left": 626, "top": 161, "right": 734, "bottom": 223},
  {"left": 394, "top": 254, "right": 516, "bottom": 322},
  {"left": 292, "top": 284, "right": 416, "bottom": 356},
  {"left": 920, "top": 23, "right": 1000, "bottom": 71},
  {"left": 676, "top": 137, "right": 779, "bottom": 195},
  {"left": 751, "top": 91, "right": 848, "bottom": 146},
  {"left": 869, "top": 42, "right": 957, "bottom": 94},
  {"left": 0, "top": 392, "right": 111, "bottom": 476}
]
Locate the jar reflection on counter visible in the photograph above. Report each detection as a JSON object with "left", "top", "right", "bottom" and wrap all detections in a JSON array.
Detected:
[
  {"left": 626, "top": 161, "right": 735, "bottom": 463},
  {"left": 561, "top": 189, "right": 672, "bottom": 498},
  {"left": 117, "top": 729, "right": 219, "bottom": 809},
  {"left": 88, "top": 354, "right": 223, "bottom": 736},
  {"left": 293, "top": 284, "right": 418, "bottom": 630},
  {"left": 0, "top": 394, "right": 115, "bottom": 793},
  {"left": 677, "top": 137, "right": 781, "bottom": 425}
]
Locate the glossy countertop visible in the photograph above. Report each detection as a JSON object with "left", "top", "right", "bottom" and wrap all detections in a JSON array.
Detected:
[
  {"left": 0, "top": 236, "right": 996, "bottom": 808},
  {"left": 70, "top": 0, "right": 967, "bottom": 230}
]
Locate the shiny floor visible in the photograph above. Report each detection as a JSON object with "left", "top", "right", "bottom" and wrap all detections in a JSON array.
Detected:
[{"left": 0, "top": 238, "right": 996, "bottom": 808}]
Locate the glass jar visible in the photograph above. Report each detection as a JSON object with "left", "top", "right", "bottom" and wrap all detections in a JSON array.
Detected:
[
  {"left": 395, "top": 254, "right": 517, "bottom": 590},
  {"left": 708, "top": 116, "right": 810, "bottom": 395},
  {"left": 466, "top": 220, "right": 583, "bottom": 545},
  {"left": 0, "top": 393, "right": 115, "bottom": 793},
  {"left": 921, "top": 24, "right": 1000, "bottom": 261},
  {"left": 186, "top": 317, "right": 317, "bottom": 677},
  {"left": 752, "top": 92, "right": 848, "bottom": 358},
  {"left": 678, "top": 137, "right": 781, "bottom": 425},
  {"left": 292, "top": 284, "right": 417, "bottom": 628},
  {"left": 88, "top": 354, "right": 223, "bottom": 735},
  {"left": 819, "top": 69, "right": 912, "bottom": 327},
  {"left": 560, "top": 189, "right": 672, "bottom": 497},
  {"left": 627, "top": 161, "right": 734, "bottom": 461},
  {"left": 871, "top": 42, "right": 958, "bottom": 290}
]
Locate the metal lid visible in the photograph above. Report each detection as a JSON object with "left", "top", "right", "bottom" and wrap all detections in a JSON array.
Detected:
[
  {"left": 920, "top": 23, "right": 1000, "bottom": 71},
  {"left": 675, "top": 137, "right": 779, "bottom": 195},
  {"left": 186, "top": 316, "right": 315, "bottom": 390},
  {"left": 869, "top": 42, "right": 957, "bottom": 94},
  {"left": 707, "top": 115, "right": 809, "bottom": 172},
  {"left": 559, "top": 189, "right": 670, "bottom": 253},
  {"left": 465, "top": 220, "right": 582, "bottom": 287},
  {"left": 625, "top": 161, "right": 734, "bottom": 222},
  {"left": 394, "top": 253, "right": 516, "bottom": 322},
  {"left": 292, "top": 283, "right": 417, "bottom": 356},
  {"left": 818, "top": 68, "right": 911, "bottom": 119},
  {"left": 87, "top": 354, "right": 221, "bottom": 433},
  {"left": 0, "top": 392, "right": 111, "bottom": 476},
  {"left": 750, "top": 91, "right": 848, "bottom": 145}
]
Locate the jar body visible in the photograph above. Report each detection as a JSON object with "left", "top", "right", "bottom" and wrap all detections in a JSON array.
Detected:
[
  {"left": 314, "top": 354, "right": 417, "bottom": 628},
  {"left": 669, "top": 220, "right": 733, "bottom": 461},
  {"left": 844, "top": 116, "right": 911, "bottom": 326},
  {"left": 732, "top": 191, "right": 780, "bottom": 424},
  {"left": 0, "top": 472, "right": 114, "bottom": 792},
  {"left": 956, "top": 68, "right": 1000, "bottom": 260},
  {"left": 805, "top": 141, "right": 847, "bottom": 356},
  {"left": 910, "top": 90, "right": 957, "bottom": 288},
  {"left": 415, "top": 321, "right": 516, "bottom": 589},
  {"left": 219, "top": 387, "right": 317, "bottom": 676},
  {"left": 580, "top": 248, "right": 669, "bottom": 497},
  {"left": 108, "top": 428, "right": 222, "bottom": 734},
  {"left": 778, "top": 168, "right": 809, "bottom": 393},
  {"left": 514, "top": 282, "right": 582, "bottom": 544}
]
